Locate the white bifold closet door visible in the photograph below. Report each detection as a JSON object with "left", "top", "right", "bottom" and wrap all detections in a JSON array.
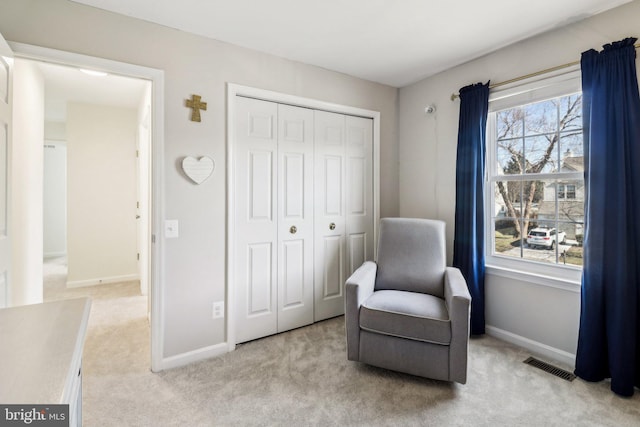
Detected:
[
  {"left": 276, "top": 104, "right": 315, "bottom": 332},
  {"left": 234, "top": 97, "right": 315, "bottom": 344},
  {"left": 234, "top": 96, "right": 373, "bottom": 344},
  {"left": 313, "top": 111, "right": 373, "bottom": 321}
]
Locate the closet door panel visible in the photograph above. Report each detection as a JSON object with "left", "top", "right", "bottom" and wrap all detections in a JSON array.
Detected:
[
  {"left": 248, "top": 243, "right": 274, "bottom": 314},
  {"left": 281, "top": 240, "right": 304, "bottom": 306},
  {"left": 314, "top": 110, "right": 347, "bottom": 321},
  {"left": 282, "top": 153, "right": 304, "bottom": 218},
  {"left": 348, "top": 233, "right": 367, "bottom": 276},
  {"left": 235, "top": 97, "right": 278, "bottom": 344},
  {"left": 324, "top": 156, "right": 343, "bottom": 215},
  {"left": 277, "top": 104, "right": 314, "bottom": 333},
  {"left": 248, "top": 150, "right": 273, "bottom": 221},
  {"left": 322, "top": 235, "right": 344, "bottom": 298}
]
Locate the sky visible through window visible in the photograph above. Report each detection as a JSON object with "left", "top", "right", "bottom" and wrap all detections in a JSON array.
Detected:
[{"left": 496, "top": 94, "right": 583, "bottom": 176}]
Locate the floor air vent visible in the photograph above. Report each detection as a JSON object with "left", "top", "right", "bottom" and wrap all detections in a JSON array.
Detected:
[{"left": 523, "top": 357, "right": 576, "bottom": 382}]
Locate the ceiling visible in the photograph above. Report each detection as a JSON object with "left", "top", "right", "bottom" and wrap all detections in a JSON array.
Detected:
[
  {"left": 36, "top": 60, "right": 149, "bottom": 122},
  {"left": 70, "top": 0, "right": 631, "bottom": 87}
]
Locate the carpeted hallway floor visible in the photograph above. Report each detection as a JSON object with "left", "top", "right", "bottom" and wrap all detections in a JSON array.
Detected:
[{"left": 43, "top": 257, "right": 640, "bottom": 426}]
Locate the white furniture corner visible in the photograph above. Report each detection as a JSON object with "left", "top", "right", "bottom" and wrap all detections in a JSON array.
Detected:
[{"left": 0, "top": 297, "right": 91, "bottom": 426}]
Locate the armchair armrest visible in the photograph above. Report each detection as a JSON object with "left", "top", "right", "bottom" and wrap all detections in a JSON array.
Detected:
[
  {"left": 345, "top": 261, "right": 377, "bottom": 361},
  {"left": 444, "top": 267, "right": 472, "bottom": 314},
  {"left": 444, "top": 266, "right": 472, "bottom": 383}
]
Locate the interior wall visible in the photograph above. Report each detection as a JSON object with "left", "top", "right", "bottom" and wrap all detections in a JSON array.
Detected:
[
  {"left": 10, "top": 58, "right": 44, "bottom": 306},
  {"left": 43, "top": 140, "right": 66, "bottom": 258},
  {"left": 66, "top": 102, "right": 138, "bottom": 286},
  {"left": 44, "top": 121, "right": 66, "bottom": 140},
  {"left": 0, "top": 0, "right": 400, "bottom": 359},
  {"left": 43, "top": 121, "right": 67, "bottom": 258},
  {"left": 398, "top": 1, "right": 640, "bottom": 362}
]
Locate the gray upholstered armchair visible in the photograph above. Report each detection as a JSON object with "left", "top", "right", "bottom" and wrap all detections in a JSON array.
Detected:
[{"left": 345, "top": 218, "right": 472, "bottom": 384}]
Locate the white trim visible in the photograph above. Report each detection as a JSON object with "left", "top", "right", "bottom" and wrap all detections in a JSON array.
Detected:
[
  {"left": 9, "top": 42, "right": 160, "bottom": 82},
  {"left": 67, "top": 274, "right": 140, "bottom": 288},
  {"left": 43, "top": 251, "right": 67, "bottom": 259},
  {"left": 225, "top": 87, "right": 237, "bottom": 351},
  {"left": 226, "top": 83, "right": 381, "bottom": 350},
  {"left": 161, "top": 342, "right": 228, "bottom": 370},
  {"left": 489, "top": 67, "right": 581, "bottom": 111},
  {"left": 486, "top": 325, "right": 576, "bottom": 368},
  {"left": 486, "top": 263, "right": 581, "bottom": 293},
  {"left": 9, "top": 42, "right": 166, "bottom": 373}
]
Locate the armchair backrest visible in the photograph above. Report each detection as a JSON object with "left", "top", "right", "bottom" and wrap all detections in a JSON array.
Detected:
[{"left": 375, "top": 218, "right": 446, "bottom": 298}]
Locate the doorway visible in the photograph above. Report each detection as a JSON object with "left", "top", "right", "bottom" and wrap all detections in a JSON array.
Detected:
[
  {"left": 37, "top": 60, "right": 150, "bottom": 297},
  {"left": 10, "top": 42, "right": 164, "bottom": 371}
]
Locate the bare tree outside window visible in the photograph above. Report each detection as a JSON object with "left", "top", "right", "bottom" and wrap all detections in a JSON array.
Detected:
[{"left": 491, "top": 93, "right": 584, "bottom": 267}]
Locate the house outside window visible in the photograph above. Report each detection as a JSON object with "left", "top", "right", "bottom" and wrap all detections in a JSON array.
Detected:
[{"left": 486, "top": 72, "right": 585, "bottom": 282}]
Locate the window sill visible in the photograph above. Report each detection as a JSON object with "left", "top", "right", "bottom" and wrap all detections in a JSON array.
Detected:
[{"left": 485, "top": 262, "right": 581, "bottom": 293}]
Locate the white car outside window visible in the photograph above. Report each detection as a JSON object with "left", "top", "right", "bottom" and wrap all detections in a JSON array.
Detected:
[{"left": 526, "top": 227, "right": 566, "bottom": 249}]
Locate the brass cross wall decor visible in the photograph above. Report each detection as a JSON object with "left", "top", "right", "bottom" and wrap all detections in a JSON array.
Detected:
[{"left": 186, "top": 94, "right": 207, "bottom": 122}]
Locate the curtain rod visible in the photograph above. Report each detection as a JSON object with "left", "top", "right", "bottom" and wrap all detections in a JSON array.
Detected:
[{"left": 450, "top": 43, "right": 640, "bottom": 101}]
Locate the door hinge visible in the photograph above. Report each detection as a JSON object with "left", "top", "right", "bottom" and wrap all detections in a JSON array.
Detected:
[{"left": 137, "top": 253, "right": 140, "bottom": 261}]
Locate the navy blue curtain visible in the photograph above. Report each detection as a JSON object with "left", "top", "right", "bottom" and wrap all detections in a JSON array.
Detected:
[
  {"left": 453, "top": 82, "right": 490, "bottom": 336},
  {"left": 575, "top": 38, "right": 640, "bottom": 397}
]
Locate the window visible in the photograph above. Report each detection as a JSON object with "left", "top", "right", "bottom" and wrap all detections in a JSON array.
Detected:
[
  {"left": 487, "top": 91, "right": 584, "bottom": 271},
  {"left": 558, "top": 184, "right": 576, "bottom": 199}
]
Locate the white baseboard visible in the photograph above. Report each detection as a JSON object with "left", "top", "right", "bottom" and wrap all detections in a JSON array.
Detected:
[
  {"left": 67, "top": 274, "right": 140, "bottom": 288},
  {"left": 161, "top": 342, "right": 228, "bottom": 370},
  {"left": 485, "top": 325, "right": 576, "bottom": 368}
]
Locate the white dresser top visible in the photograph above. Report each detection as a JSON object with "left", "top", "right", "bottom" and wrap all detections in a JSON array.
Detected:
[{"left": 0, "top": 298, "right": 91, "bottom": 404}]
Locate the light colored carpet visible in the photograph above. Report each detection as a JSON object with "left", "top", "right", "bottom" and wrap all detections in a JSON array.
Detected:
[{"left": 43, "top": 257, "right": 640, "bottom": 426}]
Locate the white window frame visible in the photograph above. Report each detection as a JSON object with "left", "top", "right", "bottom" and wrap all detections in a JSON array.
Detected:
[{"left": 485, "top": 67, "right": 583, "bottom": 291}]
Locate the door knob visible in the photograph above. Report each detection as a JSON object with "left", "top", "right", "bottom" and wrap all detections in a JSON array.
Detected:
[
  {"left": 290, "top": 225, "right": 297, "bottom": 234},
  {"left": 329, "top": 222, "right": 336, "bottom": 230}
]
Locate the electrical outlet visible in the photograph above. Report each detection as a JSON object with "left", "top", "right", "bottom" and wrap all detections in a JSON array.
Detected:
[{"left": 213, "top": 301, "right": 225, "bottom": 319}]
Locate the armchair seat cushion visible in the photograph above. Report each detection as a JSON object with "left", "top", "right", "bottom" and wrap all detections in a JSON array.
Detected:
[{"left": 360, "top": 290, "right": 451, "bottom": 345}]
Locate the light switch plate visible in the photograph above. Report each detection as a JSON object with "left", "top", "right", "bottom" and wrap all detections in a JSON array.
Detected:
[{"left": 165, "top": 220, "right": 179, "bottom": 238}]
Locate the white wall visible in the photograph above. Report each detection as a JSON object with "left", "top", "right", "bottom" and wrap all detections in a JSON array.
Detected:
[
  {"left": 44, "top": 121, "right": 66, "bottom": 140},
  {"left": 43, "top": 121, "right": 67, "bottom": 258},
  {"left": 398, "top": 2, "right": 640, "bottom": 363},
  {"left": 10, "top": 58, "right": 43, "bottom": 306},
  {"left": 43, "top": 140, "right": 66, "bottom": 258},
  {"left": 0, "top": 0, "right": 400, "bottom": 359},
  {"left": 66, "top": 102, "right": 138, "bottom": 286}
]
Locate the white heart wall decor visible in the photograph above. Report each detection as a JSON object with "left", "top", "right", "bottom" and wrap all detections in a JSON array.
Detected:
[{"left": 182, "top": 156, "right": 215, "bottom": 184}]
